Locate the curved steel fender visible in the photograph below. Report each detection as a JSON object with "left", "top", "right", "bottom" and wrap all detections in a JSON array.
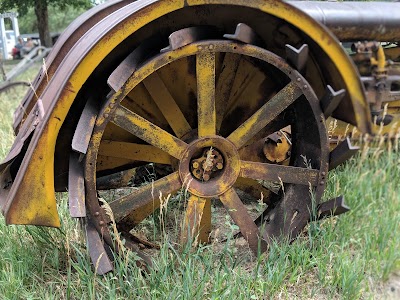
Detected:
[{"left": 0, "top": 0, "right": 371, "bottom": 227}]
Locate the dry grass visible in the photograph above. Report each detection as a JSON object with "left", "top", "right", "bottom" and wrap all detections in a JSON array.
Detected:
[{"left": 0, "top": 62, "right": 399, "bottom": 299}]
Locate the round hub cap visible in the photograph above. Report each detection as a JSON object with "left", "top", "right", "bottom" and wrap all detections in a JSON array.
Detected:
[{"left": 179, "top": 136, "right": 240, "bottom": 198}]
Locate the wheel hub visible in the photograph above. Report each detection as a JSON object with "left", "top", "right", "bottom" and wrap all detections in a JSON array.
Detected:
[
  {"left": 190, "top": 147, "right": 224, "bottom": 182},
  {"left": 179, "top": 136, "right": 240, "bottom": 198}
]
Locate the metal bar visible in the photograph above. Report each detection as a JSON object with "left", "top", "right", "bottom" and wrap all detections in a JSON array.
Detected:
[
  {"left": 228, "top": 81, "right": 302, "bottom": 149},
  {"left": 289, "top": 1, "right": 400, "bottom": 41},
  {"left": 143, "top": 72, "right": 192, "bottom": 138},
  {"left": 0, "top": 47, "right": 51, "bottom": 90},
  {"left": 240, "top": 160, "right": 320, "bottom": 186},
  {"left": 317, "top": 195, "right": 350, "bottom": 220},
  {"left": 96, "top": 168, "right": 136, "bottom": 190},
  {"left": 215, "top": 53, "right": 241, "bottom": 132},
  {"left": 233, "top": 177, "right": 273, "bottom": 204},
  {"left": 85, "top": 218, "right": 113, "bottom": 275},
  {"left": 98, "top": 141, "right": 172, "bottom": 165},
  {"left": 320, "top": 85, "right": 345, "bottom": 118},
  {"left": 197, "top": 52, "right": 216, "bottom": 137},
  {"left": 109, "top": 171, "right": 181, "bottom": 224},
  {"left": 112, "top": 105, "right": 188, "bottom": 159},
  {"left": 329, "top": 137, "right": 359, "bottom": 170},
  {"left": 71, "top": 96, "right": 99, "bottom": 154},
  {"left": 181, "top": 195, "right": 211, "bottom": 245},
  {"left": 219, "top": 188, "right": 268, "bottom": 254},
  {"left": 68, "top": 152, "right": 86, "bottom": 217}
]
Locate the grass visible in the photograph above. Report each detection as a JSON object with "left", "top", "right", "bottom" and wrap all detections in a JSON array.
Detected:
[{"left": 0, "top": 62, "right": 399, "bottom": 299}]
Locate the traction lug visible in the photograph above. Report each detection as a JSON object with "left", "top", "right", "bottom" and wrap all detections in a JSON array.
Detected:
[
  {"left": 317, "top": 195, "right": 350, "bottom": 220},
  {"left": 285, "top": 44, "right": 309, "bottom": 72},
  {"left": 329, "top": 137, "right": 359, "bottom": 170},
  {"left": 68, "top": 152, "right": 86, "bottom": 217},
  {"left": 223, "top": 23, "right": 258, "bottom": 44},
  {"left": 161, "top": 26, "right": 215, "bottom": 53},
  {"left": 86, "top": 218, "right": 113, "bottom": 275},
  {"left": 320, "top": 85, "right": 346, "bottom": 118}
]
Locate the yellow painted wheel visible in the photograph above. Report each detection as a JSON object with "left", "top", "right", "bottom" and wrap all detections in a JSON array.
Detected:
[{"left": 84, "top": 39, "right": 329, "bottom": 269}]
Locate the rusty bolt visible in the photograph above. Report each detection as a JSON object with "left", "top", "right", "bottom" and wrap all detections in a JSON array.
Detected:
[
  {"left": 192, "top": 162, "right": 199, "bottom": 169},
  {"left": 94, "top": 211, "right": 100, "bottom": 217},
  {"left": 321, "top": 172, "right": 326, "bottom": 176},
  {"left": 216, "top": 162, "right": 223, "bottom": 169},
  {"left": 203, "top": 174, "right": 210, "bottom": 181},
  {"left": 99, "top": 221, "right": 105, "bottom": 226},
  {"left": 320, "top": 181, "right": 325, "bottom": 185}
]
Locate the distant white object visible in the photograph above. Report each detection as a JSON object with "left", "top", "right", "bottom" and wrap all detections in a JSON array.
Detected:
[{"left": 0, "top": 12, "right": 20, "bottom": 60}]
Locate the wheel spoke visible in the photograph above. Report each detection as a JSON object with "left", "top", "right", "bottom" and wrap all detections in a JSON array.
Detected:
[
  {"left": 181, "top": 195, "right": 211, "bottom": 245},
  {"left": 96, "top": 155, "right": 137, "bottom": 172},
  {"left": 227, "top": 81, "right": 302, "bottom": 149},
  {"left": 98, "top": 141, "right": 172, "bottom": 164},
  {"left": 197, "top": 52, "right": 216, "bottom": 137},
  {"left": 233, "top": 177, "right": 273, "bottom": 205},
  {"left": 112, "top": 105, "right": 187, "bottom": 159},
  {"left": 219, "top": 188, "right": 268, "bottom": 254},
  {"left": 125, "top": 89, "right": 169, "bottom": 128},
  {"left": 240, "top": 117, "right": 291, "bottom": 149},
  {"left": 143, "top": 73, "right": 192, "bottom": 138},
  {"left": 215, "top": 53, "right": 241, "bottom": 132},
  {"left": 109, "top": 171, "right": 182, "bottom": 224},
  {"left": 240, "top": 161, "right": 319, "bottom": 186}
]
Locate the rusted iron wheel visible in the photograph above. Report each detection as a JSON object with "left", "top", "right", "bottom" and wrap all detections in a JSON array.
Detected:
[{"left": 84, "top": 39, "right": 329, "bottom": 272}]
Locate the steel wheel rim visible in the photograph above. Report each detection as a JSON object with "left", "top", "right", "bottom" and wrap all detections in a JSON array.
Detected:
[{"left": 85, "top": 40, "right": 329, "bottom": 260}]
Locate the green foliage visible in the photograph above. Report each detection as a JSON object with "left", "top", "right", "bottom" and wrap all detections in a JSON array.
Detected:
[
  {"left": 0, "top": 0, "right": 93, "bottom": 17},
  {"left": 18, "top": 5, "right": 90, "bottom": 34},
  {"left": 0, "top": 0, "right": 93, "bottom": 46}
]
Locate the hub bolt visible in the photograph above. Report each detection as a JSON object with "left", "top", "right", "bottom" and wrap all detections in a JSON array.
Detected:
[{"left": 203, "top": 174, "right": 210, "bottom": 181}]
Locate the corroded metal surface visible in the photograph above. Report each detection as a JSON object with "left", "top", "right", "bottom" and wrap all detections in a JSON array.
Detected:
[
  {"left": 84, "top": 40, "right": 329, "bottom": 263},
  {"left": 329, "top": 137, "right": 360, "bottom": 170},
  {"left": 0, "top": 0, "right": 370, "bottom": 229},
  {"left": 0, "top": 0, "right": 386, "bottom": 272},
  {"left": 68, "top": 152, "right": 86, "bottom": 217}
]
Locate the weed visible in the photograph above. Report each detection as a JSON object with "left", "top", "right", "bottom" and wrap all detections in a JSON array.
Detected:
[{"left": 0, "top": 63, "right": 399, "bottom": 299}]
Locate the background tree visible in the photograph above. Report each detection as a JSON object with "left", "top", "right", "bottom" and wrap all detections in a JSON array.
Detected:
[{"left": 0, "top": 0, "right": 93, "bottom": 47}]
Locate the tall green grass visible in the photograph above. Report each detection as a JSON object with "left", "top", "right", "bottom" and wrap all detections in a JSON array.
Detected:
[{"left": 0, "top": 63, "right": 399, "bottom": 299}]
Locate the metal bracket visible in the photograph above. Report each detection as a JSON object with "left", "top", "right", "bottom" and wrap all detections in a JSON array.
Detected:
[
  {"left": 329, "top": 137, "right": 359, "bottom": 170},
  {"left": 85, "top": 217, "right": 113, "bottom": 275},
  {"left": 161, "top": 26, "right": 216, "bottom": 52},
  {"left": 108, "top": 37, "right": 162, "bottom": 92},
  {"left": 317, "top": 195, "right": 350, "bottom": 220},
  {"left": 71, "top": 96, "right": 99, "bottom": 155},
  {"left": 285, "top": 44, "right": 309, "bottom": 72},
  {"left": 223, "top": 23, "right": 258, "bottom": 44},
  {"left": 68, "top": 152, "right": 86, "bottom": 218},
  {"left": 320, "top": 85, "right": 346, "bottom": 118}
]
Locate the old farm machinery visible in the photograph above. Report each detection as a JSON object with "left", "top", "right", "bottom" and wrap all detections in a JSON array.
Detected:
[{"left": 0, "top": 0, "right": 399, "bottom": 274}]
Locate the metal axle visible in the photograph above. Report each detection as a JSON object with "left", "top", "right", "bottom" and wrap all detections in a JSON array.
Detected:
[{"left": 289, "top": 1, "right": 400, "bottom": 42}]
